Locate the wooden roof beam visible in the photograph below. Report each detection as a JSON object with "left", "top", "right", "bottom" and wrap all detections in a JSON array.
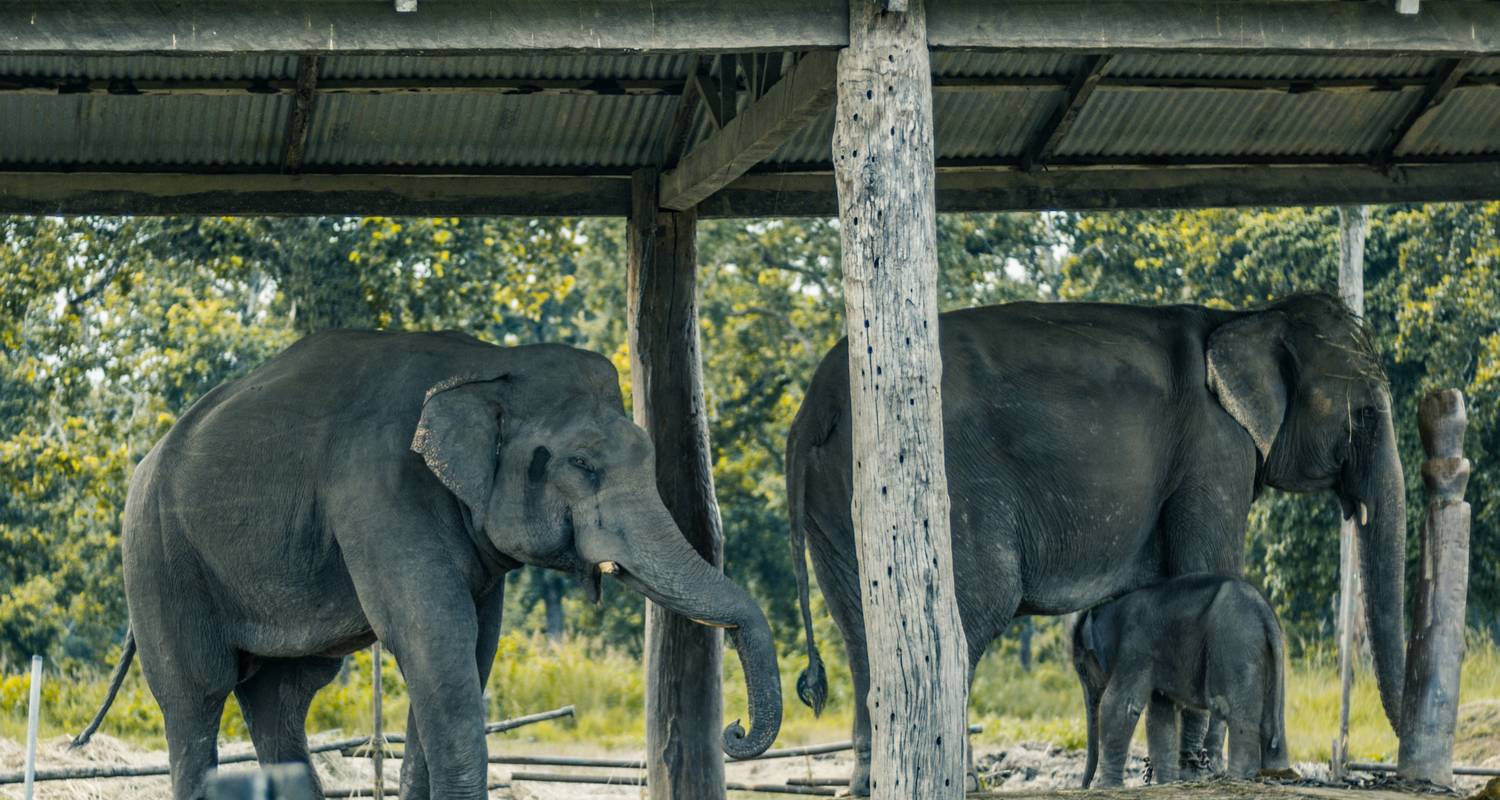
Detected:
[
  {"left": 1374, "top": 57, "right": 1476, "bottom": 168},
  {"left": 1018, "top": 54, "right": 1112, "bottom": 172},
  {"left": 658, "top": 51, "right": 836, "bottom": 211},
  {"left": 279, "top": 56, "right": 319, "bottom": 174}
]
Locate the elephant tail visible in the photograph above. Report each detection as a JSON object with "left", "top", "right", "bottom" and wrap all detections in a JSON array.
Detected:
[
  {"left": 1260, "top": 603, "right": 1289, "bottom": 766},
  {"left": 787, "top": 414, "right": 827, "bottom": 717},
  {"left": 71, "top": 629, "right": 136, "bottom": 749}
]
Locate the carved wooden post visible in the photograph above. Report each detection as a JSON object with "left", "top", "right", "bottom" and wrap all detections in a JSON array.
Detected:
[
  {"left": 627, "top": 167, "right": 726, "bottom": 800},
  {"left": 833, "top": 0, "right": 968, "bottom": 796},
  {"left": 1332, "top": 204, "right": 1369, "bottom": 779},
  {"left": 1398, "top": 389, "right": 1471, "bottom": 785}
]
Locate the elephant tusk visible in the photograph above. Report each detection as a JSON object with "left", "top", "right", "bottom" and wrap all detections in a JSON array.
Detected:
[
  {"left": 598, "top": 561, "right": 620, "bottom": 574},
  {"left": 1360, "top": 502, "right": 1369, "bottom": 527},
  {"left": 692, "top": 618, "right": 736, "bottom": 629}
]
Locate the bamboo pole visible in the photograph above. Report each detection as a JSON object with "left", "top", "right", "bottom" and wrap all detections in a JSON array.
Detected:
[
  {"left": 371, "top": 642, "right": 384, "bottom": 800},
  {"left": 0, "top": 705, "right": 574, "bottom": 785},
  {"left": 24, "top": 655, "right": 42, "bottom": 800},
  {"left": 507, "top": 772, "right": 839, "bottom": 797},
  {"left": 1350, "top": 761, "right": 1500, "bottom": 777}
]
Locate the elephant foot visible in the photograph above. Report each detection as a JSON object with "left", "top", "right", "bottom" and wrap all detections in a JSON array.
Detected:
[{"left": 850, "top": 760, "right": 871, "bottom": 797}]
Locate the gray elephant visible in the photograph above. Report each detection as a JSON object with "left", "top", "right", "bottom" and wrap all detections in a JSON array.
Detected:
[
  {"left": 787, "top": 294, "right": 1405, "bottom": 795},
  {"left": 73, "top": 331, "right": 782, "bottom": 800},
  {"left": 1071, "top": 574, "right": 1289, "bottom": 787}
]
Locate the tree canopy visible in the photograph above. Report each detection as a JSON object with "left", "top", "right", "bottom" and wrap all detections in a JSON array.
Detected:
[{"left": 1, "top": 203, "right": 1495, "bottom": 671}]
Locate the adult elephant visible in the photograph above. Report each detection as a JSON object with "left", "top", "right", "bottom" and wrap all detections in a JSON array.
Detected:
[
  {"left": 787, "top": 294, "right": 1405, "bottom": 794},
  {"left": 74, "top": 331, "right": 781, "bottom": 800}
]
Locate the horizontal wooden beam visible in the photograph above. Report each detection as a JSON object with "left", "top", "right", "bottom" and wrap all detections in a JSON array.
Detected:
[
  {"left": 700, "top": 162, "right": 1500, "bottom": 216},
  {"left": 0, "top": 172, "right": 631, "bottom": 216},
  {"left": 0, "top": 0, "right": 847, "bottom": 55},
  {"left": 659, "top": 51, "right": 837, "bottom": 211},
  {"left": 5, "top": 1, "right": 1498, "bottom": 56},
  {"left": 927, "top": 0, "right": 1500, "bottom": 55}
]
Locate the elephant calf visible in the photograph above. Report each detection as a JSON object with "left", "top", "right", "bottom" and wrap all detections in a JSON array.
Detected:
[{"left": 1071, "top": 574, "right": 1290, "bottom": 788}]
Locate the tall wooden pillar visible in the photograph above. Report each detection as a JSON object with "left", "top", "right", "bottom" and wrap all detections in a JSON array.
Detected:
[
  {"left": 1333, "top": 204, "right": 1369, "bottom": 777},
  {"left": 833, "top": 1, "right": 968, "bottom": 797},
  {"left": 626, "top": 168, "right": 726, "bottom": 800},
  {"left": 1399, "top": 389, "right": 1471, "bottom": 785}
]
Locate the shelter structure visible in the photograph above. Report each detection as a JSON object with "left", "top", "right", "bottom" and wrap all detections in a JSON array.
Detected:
[{"left": 4, "top": 2, "right": 1499, "bottom": 797}]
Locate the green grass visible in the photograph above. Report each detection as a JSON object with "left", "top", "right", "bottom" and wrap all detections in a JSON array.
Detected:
[{"left": 5, "top": 631, "right": 1499, "bottom": 766}]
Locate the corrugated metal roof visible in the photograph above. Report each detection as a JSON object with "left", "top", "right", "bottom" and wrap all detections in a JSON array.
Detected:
[
  {"left": 1055, "top": 87, "right": 1418, "bottom": 158},
  {"left": 0, "top": 94, "right": 287, "bottom": 166},
  {"left": 1107, "top": 53, "right": 1442, "bottom": 80},
  {"left": 1397, "top": 87, "right": 1500, "bottom": 156},
  {"left": 0, "top": 50, "right": 1495, "bottom": 175},
  {"left": 305, "top": 93, "right": 673, "bottom": 168},
  {"left": 318, "top": 54, "right": 693, "bottom": 81}
]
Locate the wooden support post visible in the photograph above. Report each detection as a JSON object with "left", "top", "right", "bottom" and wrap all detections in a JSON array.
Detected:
[
  {"left": 1398, "top": 389, "right": 1471, "bottom": 785},
  {"left": 833, "top": 1, "right": 968, "bottom": 797},
  {"left": 371, "top": 643, "right": 384, "bottom": 800},
  {"left": 1332, "top": 204, "right": 1369, "bottom": 780},
  {"left": 627, "top": 168, "right": 726, "bottom": 800}
]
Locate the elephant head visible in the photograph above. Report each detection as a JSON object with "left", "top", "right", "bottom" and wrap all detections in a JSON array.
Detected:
[
  {"left": 1206, "top": 293, "right": 1405, "bottom": 730},
  {"left": 409, "top": 346, "right": 782, "bottom": 758}
]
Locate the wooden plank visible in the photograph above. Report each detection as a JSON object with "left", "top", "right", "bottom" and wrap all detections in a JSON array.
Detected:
[
  {"left": 834, "top": 0, "right": 968, "bottom": 796},
  {"left": 0, "top": 172, "right": 631, "bottom": 216},
  {"left": 1375, "top": 58, "right": 1475, "bottom": 165},
  {"left": 660, "top": 57, "right": 707, "bottom": 166},
  {"left": 927, "top": 0, "right": 1500, "bottom": 55},
  {"left": 4, "top": 1, "right": 1499, "bottom": 57},
  {"left": 1398, "top": 390, "right": 1472, "bottom": 785},
  {"left": 280, "top": 55, "right": 319, "bottom": 173},
  {"left": 0, "top": 0, "right": 847, "bottom": 55},
  {"left": 660, "top": 51, "right": 836, "bottom": 210},
  {"left": 1018, "top": 55, "right": 1111, "bottom": 172},
  {"left": 700, "top": 162, "right": 1500, "bottom": 216},
  {"left": 626, "top": 169, "right": 726, "bottom": 800}
]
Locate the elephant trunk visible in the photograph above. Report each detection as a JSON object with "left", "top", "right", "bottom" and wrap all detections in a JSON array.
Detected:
[
  {"left": 1346, "top": 400, "right": 1408, "bottom": 732},
  {"left": 601, "top": 510, "right": 783, "bottom": 760}
]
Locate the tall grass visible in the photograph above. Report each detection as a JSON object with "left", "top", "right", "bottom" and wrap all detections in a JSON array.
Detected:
[{"left": 4, "top": 632, "right": 1498, "bottom": 765}]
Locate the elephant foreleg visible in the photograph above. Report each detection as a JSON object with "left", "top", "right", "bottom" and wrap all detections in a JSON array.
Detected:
[
  {"left": 399, "top": 577, "right": 506, "bottom": 800},
  {"left": 1145, "top": 693, "right": 1180, "bottom": 784}
]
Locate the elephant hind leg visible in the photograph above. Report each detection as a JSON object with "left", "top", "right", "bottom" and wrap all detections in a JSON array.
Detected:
[
  {"left": 1096, "top": 676, "right": 1151, "bottom": 788},
  {"left": 235, "top": 655, "right": 343, "bottom": 798},
  {"left": 1146, "top": 693, "right": 1181, "bottom": 784}
]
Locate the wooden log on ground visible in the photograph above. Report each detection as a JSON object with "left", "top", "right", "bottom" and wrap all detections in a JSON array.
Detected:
[
  {"left": 1349, "top": 761, "right": 1500, "bottom": 778},
  {"left": 627, "top": 167, "right": 726, "bottom": 800},
  {"left": 1398, "top": 389, "right": 1472, "bottom": 785},
  {"left": 508, "top": 772, "right": 840, "bottom": 796},
  {"left": 834, "top": 0, "right": 968, "bottom": 796}
]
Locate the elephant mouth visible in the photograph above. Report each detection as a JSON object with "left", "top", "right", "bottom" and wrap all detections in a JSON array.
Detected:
[{"left": 582, "top": 560, "right": 621, "bottom": 605}]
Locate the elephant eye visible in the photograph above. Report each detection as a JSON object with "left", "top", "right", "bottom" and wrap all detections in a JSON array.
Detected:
[{"left": 569, "top": 456, "right": 596, "bottom": 474}]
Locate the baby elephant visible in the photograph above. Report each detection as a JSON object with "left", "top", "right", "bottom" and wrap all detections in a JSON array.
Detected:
[{"left": 1071, "top": 574, "right": 1290, "bottom": 787}]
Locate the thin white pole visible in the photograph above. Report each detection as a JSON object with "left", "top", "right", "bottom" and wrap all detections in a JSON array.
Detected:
[
  {"left": 372, "top": 642, "right": 384, "bottom": 800},
  {"left": 1333, "top": 204, "right": 1369, "bottom": 779},
  {"left": 24, "top": 655, "right": 43, "bottom": 800}
]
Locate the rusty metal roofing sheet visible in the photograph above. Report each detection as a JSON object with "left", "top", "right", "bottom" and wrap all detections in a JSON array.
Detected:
[
  {"left": 1054, "top": 87, "right": 1420, "bottom": 159},
  {"left": 1397, "top": 86, "right": 1500, "bottom": 156},
  {"left": 303, "top": 92, "right": 672, "bottom": 168},
  {"left": 0, "top": 94, "right": 288, "bottom": 166}
]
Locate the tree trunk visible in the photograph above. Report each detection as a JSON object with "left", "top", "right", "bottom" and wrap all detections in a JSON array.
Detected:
[
  {"left": 540, "top": 574, "right": 565, "bottom": 642},
  {"left": 1398, "top": 389, "right": 1471, "bottom": 785},
  {"left": 627, "top": 168, "right": 726, "bottom": 800},
  {"left": 833, "top": 2, "right": 969, "bottom": 796}
]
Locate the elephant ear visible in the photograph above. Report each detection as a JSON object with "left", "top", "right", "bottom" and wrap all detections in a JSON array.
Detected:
[
  {"left": 1206, "top": 312, "right": 1291, "bottom": 462},
  {"left": 411, "top": 373, "right": 511, "bottom": 527}
]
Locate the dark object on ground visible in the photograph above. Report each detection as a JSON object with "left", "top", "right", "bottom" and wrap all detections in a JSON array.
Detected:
[{"left": 206, "top": 764, "right": 314, "bottom": 800}]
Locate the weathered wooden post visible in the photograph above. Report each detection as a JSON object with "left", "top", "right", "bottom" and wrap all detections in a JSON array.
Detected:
[
  {"left": 23, "top": 655, "right": 41, "bottom": 800},
  {"left": 833, "top": 0, "right": 969, "bottom": 797},
  {"left": 627, "top": 167, "right": 726, "bottom": 800},
  {"left": 1332, "top": 204, "right": 1369, "bottom": 779},
  {"left": 1398, "top": 389, "right": 1471, "bottom": 785},
  {"left": 371, "top": 642, "right": 384, "bottom": 800}
]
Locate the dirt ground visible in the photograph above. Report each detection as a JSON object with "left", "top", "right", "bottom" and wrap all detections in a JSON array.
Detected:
[{"left": 3, "top": 734, "right": 1496, "bottom": 799}]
